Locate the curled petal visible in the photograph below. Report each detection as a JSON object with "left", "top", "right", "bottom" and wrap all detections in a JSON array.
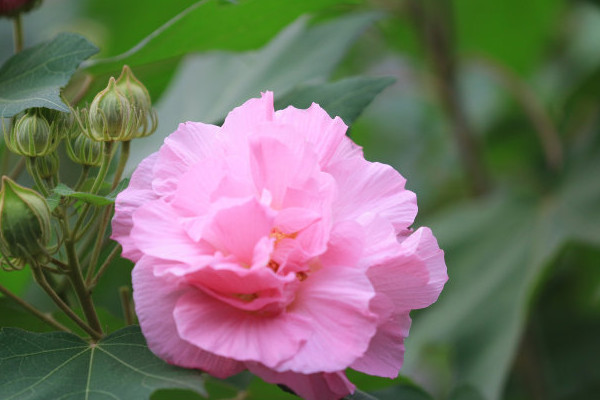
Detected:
[
  {"left": 132, "top": 256, "right": 245, "bottom": 378},
  {"left": 248, "top": 362, "right": 355, "bottom": 400}
]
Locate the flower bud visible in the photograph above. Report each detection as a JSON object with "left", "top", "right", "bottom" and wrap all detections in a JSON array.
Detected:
[
  {"left": 87, "top": 77, "right": 136, "bottom": 142},
  {"left": 0, "top": 0, "right": 41, "bottom": 17},
  {"left": 0, "top": 176, "right": 51, "bottom": 264},
  {"left": 34, "top": 152, "right": 59, "bottom": 179},
  {"left": 66, "top": 130, "right": 103, "bottom": 167},
  {"left": 4, "top": 108, "right": 59, "bottom": 157},
  {"left": 116, "top": 65, "right": 157, "bottom": 139}
]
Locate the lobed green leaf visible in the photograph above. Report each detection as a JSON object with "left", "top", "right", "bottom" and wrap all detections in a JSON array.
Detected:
[
  {"left": 0, "top": 33, "right": 98, "bottom": 117},
  {"left": 0, "top": 325, "right": 206, "bottom": 399}
]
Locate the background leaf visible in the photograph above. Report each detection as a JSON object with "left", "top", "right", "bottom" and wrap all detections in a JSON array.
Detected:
[
  {"left": 0, "top": 326, "right": 206, "bottom": 399},
  {"left": 80, "top": 0, "right": 354, "bottom": 102},
  {"left": 126, "top": 12, "right": 379, "bottom": 172},
  {"left": 0, "top": 33, "right": 98, "bottom": 117},
  {"left": 275, "top": 76, "right": 396, "bottom": 125}
]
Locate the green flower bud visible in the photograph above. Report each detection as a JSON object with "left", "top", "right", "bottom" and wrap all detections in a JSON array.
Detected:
[
  {"left": 66, "top": 130, "right": 103, "bottom": 167},
  {"left": 4, "top": 108, "right": 59, "bottom": 157},
  {"left": 34, "top": 152, "right": 59, "bottom": 179},
  {"left": 87, "top": 77, "right": 136, "bottom": 142},
  {"left": 0, "top": 176, "right": 51, "bottom": 265},
  {"left": 116, "top": 65, "right": 157, "bottom": 139}
]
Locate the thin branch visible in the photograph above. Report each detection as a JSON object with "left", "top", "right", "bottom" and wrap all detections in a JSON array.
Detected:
[
  {"left": 475, "top": 56, "right": 563, "bottom": 171},
  {"left": 119, "top": 286, "right": 134, "bottom": 325},
  {"left": 32, "top": 265, "right": 102, "bottom": 339},
  {"left": 0, "top": 282, "right": 71, "bottom": 332},
  {"left": 111, "top": 140, "right": 130, "bottom": 190},
  {"left": 89, "top": 244, "right": 121, "bottom": 289},
  {"left": 12, "top": 14, "right": 23, "bottom": 53},
  {"left": 85, "top": 207, "right": 112, "bottom": 284},
  {"left": 407, "top": 0, "right": 489, "bottom": 195}
]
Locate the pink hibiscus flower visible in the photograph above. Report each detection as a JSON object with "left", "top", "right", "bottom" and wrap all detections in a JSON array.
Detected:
[{"left": 112, "top": 92, "right": 447, "bottom": 400}]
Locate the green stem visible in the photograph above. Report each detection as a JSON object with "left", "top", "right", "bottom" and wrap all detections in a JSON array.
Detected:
[
  {"left": 32, "top": 265, "right": 101, "bottom": 339},
  {"left": 63, "top": 234, "right": 103, "bottom": 337},
  {"left": 0, "top": 282, "right": 71, "bottom": 332},
  {"left": 90, "top": 141, "right": 114, "bottom": 195},
  {"left": 74, "top": 165, "right": 90, "bottom": 191},
  {"left": 85, "top": 207, "right": 111, "bottom": 284},
  {"left": 57, "top": 206, "right": 104, "bottom": 339},
  {"left": 119, "top": 286, "right": 134, "bottom": 325},
  {"left": 12, "top": 14, "right": 24, "bottom": 53},
  {"left": 25, "top": 157, "right": 49, "bottom": 197},
  {"left": 89, "top": 244, "right": 121, "bottom": 289},
  {"left": 73, "top": 141, "right": 114, "bottom": 237},
  {"left": 112, "top": 140, "right": 130, "bottom": 190}
]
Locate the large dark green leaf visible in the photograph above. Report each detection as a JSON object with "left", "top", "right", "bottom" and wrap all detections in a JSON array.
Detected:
[
  {"left": 80, "top": 0, "right": 353, "bottom": 102},
  {"left": 127, "top": 13, "right": 378, "bottom": 172},
  {"left": 0, "top": 326, "right": 206, "bottom": 399},
  {"left": 275, "top": 76, "right": 396, "bottom": 125},
  {"left": 0, "top": 33, "right": 98, "bottom": 117}
]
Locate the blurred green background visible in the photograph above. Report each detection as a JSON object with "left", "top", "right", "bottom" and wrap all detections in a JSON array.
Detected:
[{"left": 1, "top": 0, "right": 599, "bottom": 399}]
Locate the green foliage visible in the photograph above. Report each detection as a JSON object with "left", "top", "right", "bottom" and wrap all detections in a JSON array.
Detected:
[
  {"left": 2, "top": 0, "right": 600, "bottom": 399},
  {"left": 0, "top": 33, "right": 98, "bottom": 117},
  {"left": 51, "top": 179, "right": 129, "bottom": 207},
  {"left": 80, "top": 0, "right": 354, "bottom": 102},
  {"left": 0, "top": 326, "right": 207, "bottom": 399},
  {"left": 275, "top": 76, "right": 396, "bottom": 125},
  {"left": 128, "top": 12, "right": 379, "bottom": 168}
]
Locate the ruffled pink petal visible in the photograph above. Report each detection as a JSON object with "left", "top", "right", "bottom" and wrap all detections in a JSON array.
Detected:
[
  {"left": 132, "top": 256, "right": 245, "bottom": 378},
  {"left": 248, "top": 363, "right": 355, "bottom": 400},
  {"left": 182, "top": 262, "right": 297, "bottom": 312},
  {"left": 202, "top": 197, "right": 276, "bottom": 266},
  {"left": 275, "top": 265, "right": 377, "bottom": 373},
  {"left": 173, "top": 289, "right": 308, "bottom": 369},
  {"left": 170, "top": 156, "right": 227, "bottom": 218},
  {"left": 357, "top": 214, "right": 404, "bottom": 268},
  {"left": 368, "top": 227, "right": 447, "bottom": 311},
  {"left": 222, "top": 91, "right": 274, "bottom": 137},
  {"left": 274, "top": 102, "right": 348, "bottom": 167},
  {"left": 319, "top": 220, "right": 364, "bottom": 269},
  {"left": 111, "top": 152, "right": 158, "bottom": 262},
  {"left": 153, "top": 122, "right": 222, "bottom": 198},
  {"left": 130, "top": 200, "right": 213, "bottom": 266},
  {"left": 274, "top": 207, "right": 321, "bottom": 234},
  {"left": 351, "top": 294, "right": 412, "bottom": 378},
  {"left": 328, "top": 156, "right": 417, "bottom": 231},
  {"left": 249, "top": 134, "right": 321, "bottom": 208}
]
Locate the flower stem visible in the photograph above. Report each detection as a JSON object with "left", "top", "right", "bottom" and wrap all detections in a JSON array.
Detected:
[
  {"left": 112, "top": 140, "right": 130, "bottom": 190},
  {"left": 119, "top": 286, "right": 134, "bottom": 325},
  {"left": 74, "top": 165, "right": 90, "bottom": 191},
  {"left": 85, "top": 208, "right": 112, "bottom": 284},
  {"left": 63, "top": 235, "right": 103, "bottom": 338},
  {"left": 0, "top": 282, "right": 71, "bottom": 332},
  {"left": 89, "top": 244, "right": 121, "bottom": 288},
  {"left": 12, "top": 14, "right": 24, "bottom": 53},
  {"left": 25, "top": 157, "right": 50, "bottom": 197},
  {"left": 32, "top": 264, "right": 101, "bottom": 340},
  {"left": 90, "top": 141, "right": 114, "bottom": 195}
]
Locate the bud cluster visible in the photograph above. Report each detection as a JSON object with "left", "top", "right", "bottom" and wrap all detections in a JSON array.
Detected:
[
  {"left": 1, "top": 65, "right": 156, "bottom": 271},
  {"left": 79, "top": 66, "right": 157, "bottom": 143}
]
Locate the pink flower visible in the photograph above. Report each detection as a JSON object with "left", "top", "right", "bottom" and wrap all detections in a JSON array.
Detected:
[{"left": 112, "top": 92, "right": 447, "bottom": 400}]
